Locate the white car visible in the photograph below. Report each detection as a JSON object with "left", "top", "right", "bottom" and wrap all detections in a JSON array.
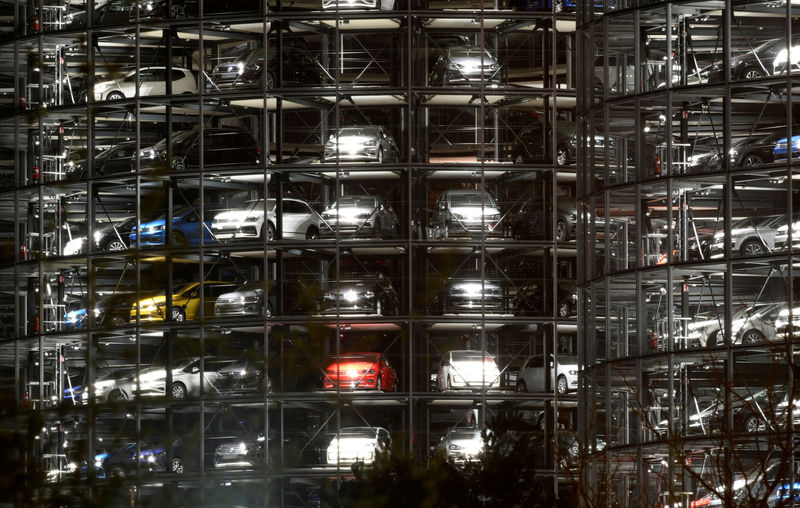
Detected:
[
  {"left": 709, "top": 215, "right": 786, "bottom": 257},
  {"left": 515, "top": 354, "right": 578, "bottom": 395},
  {"left": 437, "top": 428, "right": 484, "bottom": 464},
  {"left": 90, "top": 356, "right": 237, "bottom": 402},
  {"left": 436, "top": 350, "right": 501, "bottom": 391},
  {"left": 93, "top": 67, "right": 197, "bottom": 101},
  {"left": 326, "top": 427, "right": 390, "bottom": 466},
  {"left": 211, "top": 197, "right": 319, "bottom": 241},
  {"left": 687, "top": 303, "right": 781, "bottom": 347}
]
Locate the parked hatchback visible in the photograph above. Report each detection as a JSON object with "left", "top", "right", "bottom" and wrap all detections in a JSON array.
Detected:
[
  {"left": 130, "top": 281, "right": 240, "bottom": 322},
  {"left": 93, "top": 67, "right": 196, "bottom": 101},
  {"left": 319, "top": 195, "right": 399, "bottom": 238},
  {"left": 322, "top": 353, "right": 398, "bottom": 392},
  {"left": 209, "top": 44, "right": 324, "bottom": 90},
  {"left": 135, "top": 128, "right": 260, "bottom": 171},
  {"left": 429, "top": 45, "right": 503, "bottom": 86},
  {"left": 212, "top": 197, "right": 319, "bottom": 241},
  {"left": 436, "top": 350, "right": 501, "bottom": 391},
  {"left": 516, "top": 354, "right": 578, "bottom": 395}
]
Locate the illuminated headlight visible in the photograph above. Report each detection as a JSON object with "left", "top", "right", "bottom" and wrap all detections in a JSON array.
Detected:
[
  {"left": 65, "top": 311, "right": 79, "bottom": 324},
  {"left": 449, "top": 443, "right": 463, "bottom": 450},
  {"left": 140, "top": 302, "right": 162, "bottom": 312},
  {"left": 343, "top": 289, "right": 358, "bottom": 302},
  {"left": 236, "top": 62, "right": 245, "bottom": 75},
  {"left": 138, "top": 371, "right": 163, "bottom": 382},
  {"left": 63, "top": 237, "right": 85, "bottom": 256},
  {"left": 486, "top": 213, "right": 500, "bottom": 221},
  {"left": 93, "top": 231, "right": 102, "bottom": 244},
  {"left": 148, "top": 224, "right": 165, "bottom": 232},
  {"left": 93, "top": 308, "right": 101, "bottom": 317},
  {"left": 242, "top": 295, "right": 259, "bottom": 304},
  {"left": 238, "top": 442, "right": 247, "bottom": 454},
  {"left": 793, "top": 138, "right": 800, "bottom": 150},
  {"left": 713, "top": 231, "right": 724, "bottom": 241},
  {"left": 729, "top": 148, "right": 739, "bottom": 159},
  {"left": 138, "top": 148, "right": 156, "bottom": 160}
]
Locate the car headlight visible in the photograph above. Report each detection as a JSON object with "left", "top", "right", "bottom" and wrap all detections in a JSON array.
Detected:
[
  {"left": 93, "top": 230, "right": 103, "bottom": 244},
  {"left": 365, "top": 139, "right": 377, "bottom": 147},
  {"left": 238, "top": 442, "right": 247, "bottom": 454},
  {"left": 236, "top": 62, "right": 245, "bottom": 75},
  {"left": 323, "top": 292, "right": 335, "bottom": 301},
  {"left": 451, "top": 63, "right": 463, "bottom": 69},
  {"left": 486, "top": 213, "right": 500, "bottom": 221},
  {"left": 792, "top": 138, "right": 800, "bottom": 150},
  {"left": 242, "top": 295, "right": 259, "bottom": 303},
  {"left": 449, "top": 443, "right": 463, "bottom": 450},
  {"left": 139, "top": 148, "right": 156, "bottom": 160},
  {"left": 569, "top": 370, "right": 577, "bottom": 375},
  {"left": 149, "top": 225, "right": 164, "bottom": 232}
]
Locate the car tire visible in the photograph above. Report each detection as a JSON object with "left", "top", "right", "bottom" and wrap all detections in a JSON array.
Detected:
[
  {"left": 516, "top": 380, "right": 527, "bottom": 393},
  {"left": 171, "top": 231, "right": 187, "bottom": 246},
  {"left": 109, "top": 465, "right": 126, "bottom": 478},
  {"left": 558, "top": 299, "right": 571, "bottom": 318},
  {"left": 171, "top": 458, "right": 184, "bottom": 474},
  {"left": 741, "top": 329, "right": 765, "bottom": 344},
  {"left": 557, "top": 375, "right": 568, "bottom": 395},
  {"left": 103, "top": 238, "right": 127, "bottom": 251},
  {"left": 740, "top": 239, "right": 765, "bottom": 257},
  {"left": 445, "top": 376, "right": 451, "bottom": 391},
  {"left": 171, "top": 307, "right": 186, "bottom": 322},
  {"left": 171, "top": 382, "right": 187, "bottom": 399},
  {"left": 377, "top": 147, "right": 384, "bottom": 164},
  {"left": 106, "top": 91, "right": 124, "bottom": 101},
  {"left": 108, "top": 314, "right": 127, "bottom": 327},
  {"left": 742, "top": 65, "right": 765, "bottom": 80},
  {"left": 537, "top": 413, "right": 546, "bottom": 431},
  {"left": 740, "top": 154, "right": 764, "bottom": 168},
  {"left": 265, "top": 222, "right": 276, "bottom": 241},
  {"left": 556, "top": 219, "right": 568, "bottom": 241},
  {"left": 266, "top": 71, "right": 275, "bottom": 90},
  {"left": 171, "top": 158, "right": 186, "bottom": 171},
  {"left": 108, "top": 390, "right": 126, "bottom": 402},
  {"left": 376, "top": 374, "right": 382, "bottom": 391},
  {"left": 744, "top": 415, "right": 761, "bottom": 433},
  {"left": 305, "top": 226, "right": 318, "bottom": 240},
  {"left": 392, "top": 379, "right": 398, "bottom": 392},
  {"left": 374, "top": 219, "right": 382, "bottom": 239}
]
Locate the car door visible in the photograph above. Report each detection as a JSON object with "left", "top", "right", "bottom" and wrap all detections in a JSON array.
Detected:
[
  {"left": 380, "top": 357, "right": 396, "bottom": 389},
  {"left": 528, "top": 355, "right": 544, "bottom": 391},
  {"left": 174, "top": 210, "right": 202, "bottom": 244},
  {"left": 141, "top": 68, "right": 166, "bottom": 96},
  {"left": 437, "top": 356, "right": 449, "bottom": 390},
  {"left": 281, "top": 199, "right": 311, "bottom": 239},
  {"left": 181, "top": 284, "right": 202, "bottom": 319},
  {"left": 101, "top": 144, "right": 135, "bottom": 175}
]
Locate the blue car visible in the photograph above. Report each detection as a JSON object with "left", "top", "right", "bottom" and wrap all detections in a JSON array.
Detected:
[
  {"left": 774, "top": 135, "right": 800, "bottom": 161},
  {"left": 509, "top": 0, "right": 606, "bottom": 11},
  {"left": 129, "top": 208, "right": 216, "bottom": 246}
]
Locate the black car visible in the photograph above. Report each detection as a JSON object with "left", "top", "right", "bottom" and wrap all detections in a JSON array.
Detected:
[
  {"left": 508, "top": 198, "right": 577, "bottom": 241},
  {"left": 730, "top": 130, "right": 797, "bottom": 168},
  {"left": 209, "top": 43, "right": 324, "bottom": 90},
  {"left": 66, "top": 141, "right": 137, "bottom": 180},
  {"left": 64, "top": 292, "right": 140, "bottom": 330},
  {"left": 707, "top": 37, "right": 800, "bottom": 82},
  {"left": 318, "top": 273, "right": 399, "bottom": 316},
  {"left": 512, "top": 121, "right": 614, "bottom": 166},
  {"left": 213, "top": 357, "right": 272, "bottom": 395},
  {"left": 435, "top": 271, "right": 508, "bottom": 315},
  {"left": 513, "top": 282, "right": 577, "bottom": 318},
  {"left": 94, "top": 217, "right": 136, "bottom": 252},
  {"left": 213, "top": 432, "right": 272, "bottom": 469},
  {"left": 707, "top": 386, "right": 785, "bottom": 434},
  {"left": 135, "top": 128, "right": 261, "bottom": 171}
]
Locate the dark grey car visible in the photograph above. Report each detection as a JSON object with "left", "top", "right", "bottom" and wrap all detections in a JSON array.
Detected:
[
  {"left": 323, "top": 126, "right": 399, "bottom": 163},
  {"left": 319, "top": 195, "right": 400, "bottom": 238}
]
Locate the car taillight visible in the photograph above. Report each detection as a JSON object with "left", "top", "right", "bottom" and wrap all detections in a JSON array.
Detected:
[
  {"left": 654, "top": 155, "right": 662, "bottom": 175},
  {"left": 690, "top": 499, "right": 710, "bottom": 507}
]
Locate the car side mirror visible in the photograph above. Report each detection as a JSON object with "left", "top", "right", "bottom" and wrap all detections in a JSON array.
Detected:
[
  {"left": 549, "top": 361, "right": 554, "bottom": 368},
  {"left": 191, "top": 366, "right": 200, "bottom": 374}
]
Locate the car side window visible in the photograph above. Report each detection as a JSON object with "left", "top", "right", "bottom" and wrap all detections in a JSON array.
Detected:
[
  {"left": 124, "top": 73, "right": 137, "bottom": 83},
  {"left": 172, "top": 69, "right": 186, "bottom": 81},
  {"left": 149, "top": 69, "right": 167, "bottom": 82},
  {"left": 111, "top": 147, "right": 132, "bottom": 159},
  {"left": 283, "top": 201, "right": 305, "bottom": 214}
]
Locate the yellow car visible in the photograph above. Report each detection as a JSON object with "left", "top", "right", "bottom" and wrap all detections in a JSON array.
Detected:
[{"left": 130, "top": 281, "right": 240, "bottom": 322}]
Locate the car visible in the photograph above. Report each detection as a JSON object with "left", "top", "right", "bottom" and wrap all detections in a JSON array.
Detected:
[
  {"left": 429, "top": 45, "right": 503, "bottom": 87},
  {"left": 95, "top": 439, "right": 184, "bottom": 478},
  {"left": 130, "top": 0, "right": 259, "bottom": 18},
  {"left": 322, "top": 353, "right": 398, "bottom": 392},
  {"left": 318, "top": 273, "right": 399, "bottom": 316},
  {"left": 214, "top": 280, "right": 270, "bottom": 318},
  {"left": 209, "top": 44, "right": 324, "bottom": 90},
  {"left": 435, "top": 271, "right": 507, "bottom": 314},
  {"left": 135, "top": 128, "right": 260, "bottom": 172},
  {"left": 323, "top": 126, "right": 399, "bottom": 163},
  {"left": 515, "top": 354, "right": 578, "bottom": 395},
  {"left": 730, "top": 131, "right": 793, "bottom": 168},
  {"left": 709, "top": 215, "right": 787, "bottom": 258},
  {"left": 510, "top": 121, "right": 613, "bottom": 167},
  {"left": 322, "top": 0, "right": 395, "bottom": 10},
  {"left": 212, "top": 358, "right": 272, "bottom": 395},
  {"left": 687, "top": 303, "right": 781, "bottom": 347},
  {"left": 326, "top": 427, "right": 391, "bottom": 466},
  {"left": 707, "top": 386, "right": 785, "bottom": 434},
  {"left": 319, "top": 195, "right": 399, "bottom": 239},
  {"left": 706, "top": 37, "right": 800, "bottom": 82},
  {"left": 509, "top": 0, "right": 605, "bottom": 11},
  {"left": 688, "top": 457, "right": 800, "bottom": 507},
  {"left": 130, "top": 280, "right": 240, "bottom": 322},
  {"left": 436, "top": 428, "right": 484, "bottom": 464},
  {"left": 94, "top": 217, "right": 136, "bottom": 252},
  {"left": 508, "top": 197, "right": 577, "bottom": 241},
  {"left": 513, "top": 282, "right": 577, "bottom": 318},
  {"left": 129, "top": 207, "right": 216, "bottom": 247},
  {"left": 66, "top": 141, "right": 138, "bottom": 179},
  {"left": 64, "top": 292, "right": 139, "bottom": 329},
  {"left": 93, "top": 67, "right": 196, "bottom": 101},
  {"left": 429, "top": 189, "right": 503, "bottom": 239},
  {"left": 436, "top": 350, "right": 501, "bottom": 391},
  {"left": 213, "top": 433, "right": 270, "bottom": 469},
  {"left": 773, "top": 216, "right": 800, "bottom": 252},
  {"left": 211, "top": 197, "right": 320, "bottom": 242}
]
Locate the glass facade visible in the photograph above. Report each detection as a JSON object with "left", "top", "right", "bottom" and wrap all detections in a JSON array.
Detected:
[
  {"left": 0, "top": 0, "right": 580, "bottom": 504},
  {"left": 579, "top": 2, "right": 800, "bottom": 506}
]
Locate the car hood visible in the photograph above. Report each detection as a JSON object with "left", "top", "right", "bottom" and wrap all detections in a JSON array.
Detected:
[
  {"left": 322, "top": 206, "right": 373, "bottom": 218},
  {"left": 217, "top": 289, "right": 261, "bottom": 300},
  {"left": 449, "top": 205, "right": 500, "bottom": 218},
  {"left": 447, "top": 54, "right": 497, "bottom": 67},
  {"left": 214, "top": 208, "right": 265, "bottom": 221}
]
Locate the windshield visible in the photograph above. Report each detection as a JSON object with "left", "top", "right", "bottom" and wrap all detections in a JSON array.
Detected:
[
  {"left": 338, "top": 127, "right": 376, "bottom": 137},
  {"left": 339, "top": 428, "right": 376, "bottom": 437},
  {"left": 334, "top": 196, "right": 376, "bottom": 208},
  {"left": 452, "top": 352, "right": 492, "bottom": 362},
  {"left": 448, "top": 192, "right": 497, "bottom": 207},
  {"left": 449, "top": 47, "right": 493, "bottom": 60},
  {"left": 337, "top": 354, "right": 379, "bottom": 362}
]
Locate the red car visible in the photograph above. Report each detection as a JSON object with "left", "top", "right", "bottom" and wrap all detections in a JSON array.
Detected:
[{"left": 323, "top": 353, "right": 398, "bottom": 392}]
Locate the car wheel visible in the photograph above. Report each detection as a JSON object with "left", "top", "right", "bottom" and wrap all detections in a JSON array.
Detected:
[
  {"left": 742, "top": 66, "right": 765, "bottom": 80},
  {"left": 445, "top": 376, "right": 451, "bottom": 391},
  {"left": 265, "top": 222, "right": 276, "bottom": 241},
  {"left": 376, "top": 374, "right": 382, "bottom": 391},
  {"left": 556, "top": 219, "right": 568, "bottom": 241},
  {"left": 104, "top": 238, "right": 127, "bottom": 251},
  {"left": 377, "top": 147, "right": 384, "bottom": 164},
  {"left": 537, "top": 413, "right": 546, "bottom": 431},
  {"left": 109, "top": 465, "right": 126, "bottom": 478},
  {"left": 741, "top": 329, "right": 765, "bottom": 344},
  {"left": 554, "top": 0, "right": 564, "bottom": 12},
  {"left": 171, "top": 231, "right": 187, "bottom": 246},
  {"left": 171, "top": 307, "right": 185, "bottom": 322},
  {"left": 109, "top": 314, "right": 127, "bottom": 327},
  {"left": 106, "top": 91, "right": 124, "bottom": 101},
  {"left": 171, "top": 382, "right": 187, "bottom": 399},
  {"left": 375, "top": 298, "right": 383, "bottom": 316},
  {"left": 169, "top": 4, "right": 185, "bottom": 17},
  {"left": 558, "top": 299, "right": 571, "bottom": 318},
  {"left": 516, "top": 380, "right": 527, "bottom": 392},
  {"left": 556, "top": 145, "right": 568, "bottom": 166},
  {"left": 266, "top": 71, "right": 275, "bottom": 90},
  {"left": 740, "top": 154, "right": 764, "bottom": 168},
  {"left": 740, "top": 239, "right": 765, "bottom": 257},
  {"left": 745, "top": 415, "right": 761, "bottom": 433},
  {"left": 305, "top": 226, "right": 318, "bottom": 240},
  {"left": 171, "top": 458, "right": 184, "bottom": 474},
  {"left": 557, "top": 375, "right": 568, "bottom": 395},
  {"left": 171, "top": 158, "right": 186, "bottom": 171},
  {"left": 107, "top": 390, "right": 126, "bottom": 402}
]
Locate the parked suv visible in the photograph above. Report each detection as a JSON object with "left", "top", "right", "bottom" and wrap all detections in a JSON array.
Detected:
[
  {"left": 209, "top": 43, "right": 324, "bottom": 90},
  {"left": 135, "top": 128, "right": 260, "bottom": 171},
  {"left": 323, "top": 126, "right": 399, "bottom": 163},
  {"left": 212, "top": 197, "right": 319, "bottom": 241},
  {"left": 430, "top": 189, "right": 502, "bottom": 239},
  {"left": 319, "top": 195, "right": 399, "bottom": 238},
  {"left": 93, "top": 67, "right": 196, "bottom": 101},
  {"left": 429, "top": 45, "right": 503, "bottom": 86}
]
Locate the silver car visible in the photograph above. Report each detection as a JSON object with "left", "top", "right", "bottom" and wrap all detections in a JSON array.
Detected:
[
  {"left": 709, "top": 215, "right": 785, "bottom": 257},
  {"left": 437, "top": 428, "right": 484, "bottom": 464},
  {"left": 319, "top": 195, "right": 399, "bottom": 238},
  {"left": 430, "top": 189, "right": 503, "bottom": 239},
  {"left": 687, "top": 303, "right": 780, "bottom": 347},
  {"left": 430, "top": 45, "right": 503, "bottom": 86},
  {"left": 323, "top": 126, "right": 399, "bottom": 163},
  {"left": 326, "top": 427, "right": 391, "bottom": 465},
  {"left": 436, "top": 350, "right": 501, "bottom": 391},
  {"left": 211, "top": 197, "right": 320, "bottom": 241},
  {"left": 516, "top": 354, "right": 578, "bottom": 395},
  {"left": 214, "top": 280, "right": 269, "bottom": 318}
]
